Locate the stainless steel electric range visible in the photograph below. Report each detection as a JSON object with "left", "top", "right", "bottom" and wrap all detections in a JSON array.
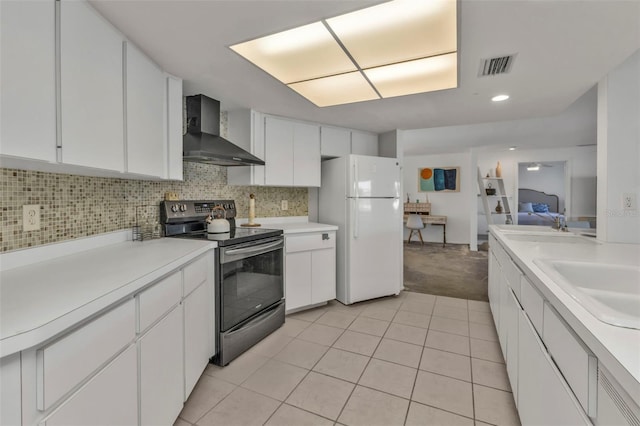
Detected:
[{"left": 161, "top": 200, "right": 285, "bottom": 366}]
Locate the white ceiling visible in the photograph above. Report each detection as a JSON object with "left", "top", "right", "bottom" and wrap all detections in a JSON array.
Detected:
[{"left": 90, "top": 0, "right": 639, "bottom": 151}]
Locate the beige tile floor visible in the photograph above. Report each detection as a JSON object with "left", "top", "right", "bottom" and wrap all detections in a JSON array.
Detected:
[{"left": 176, "top": 291, "right": 521, "bottom": 426}]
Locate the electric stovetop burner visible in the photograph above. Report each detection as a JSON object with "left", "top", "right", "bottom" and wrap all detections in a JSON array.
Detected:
[{"left": 160, "top": 200, "right": 282, "bottom": 246}]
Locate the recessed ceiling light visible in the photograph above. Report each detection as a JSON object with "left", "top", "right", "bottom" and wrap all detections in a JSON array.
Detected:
[
  {"left": 509, "top": 146, "right": 516, "bottom": 151},
  {"left": 230, "top": 0, "right": 458, "bottom": 107},
  {"left": 492, "top": 94, "right": 510, "bottom": 102},
  {"left": 527, "top": 164, "right": 540, "bottom": 171}
]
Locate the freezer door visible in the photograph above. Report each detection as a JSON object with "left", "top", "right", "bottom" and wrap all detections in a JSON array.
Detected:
[
  {"left": 346, "top": 198, "right": 402, "bottom": 304},
  {"left": 348, "top": 155, "right": 400, "bottom": 198}
]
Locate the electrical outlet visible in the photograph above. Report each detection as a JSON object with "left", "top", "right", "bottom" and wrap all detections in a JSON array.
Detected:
[
  {"left": 281, "top": 200, "right": 288, "bottom": 211},
  {"left": 622, "top": 193, "right": 637, "bottom": 210},
  {"left": 23, "top": 205, "right": 41, "bottom": 231}
]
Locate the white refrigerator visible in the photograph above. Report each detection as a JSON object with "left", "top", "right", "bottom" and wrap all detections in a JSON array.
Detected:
[{"left": 319, "top": 155, "right": 402, "bottom": 305}]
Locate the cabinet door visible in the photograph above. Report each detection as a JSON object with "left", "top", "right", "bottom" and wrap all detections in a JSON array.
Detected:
[
  {"left": 505, "top": 289, "right": 520, "bottom": 406},
  {"left": 498, "top": 273, "right": 509, "bottom": 356},
  {"left": 320, "top": 126, "right": 351, "bottom": 158},
  {"left": 140, "top": 305, "right": 184, "bottom": 426},
  {"left": 184, "top": 281, "right": 213, "bottom": 400},
  {"left": 311, "top": 248, "right": 336, "bottom": 304},
  {"left": 166, "top": 75, "right": 184, "bottom": 180},
  {"left": 59, "top": 0, "right": 124, "bottom": 172},
  {"left": 42, "top": 345, "right": 138, "bottom": 426},
  {"left": 285, "top": 251, "right": 312, "bottom": 311},
  {"left": 125, "top": 42, "right": 165, "bottom": 177},
  {"left": 518, "top": 309, "right": 590, "bottom": 426},
  {"left": 0, "top": 0, "right": 56, "bottom": 162},
  {"left": 264, "top": 116, "right": 294, "bottom": 186},
  {"left": 488, "top": 251, "right": 500, "bottom": 327},
  {"left": 351, "top": 131, "right": 378, "bottom": 156},
  {"left": 0, "top": 353, "right": 21, "bottom": 426},
  {"left": 293, "top": 122, "right": 321, "bottom": 187}
]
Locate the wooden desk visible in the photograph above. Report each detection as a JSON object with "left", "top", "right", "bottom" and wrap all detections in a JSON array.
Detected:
[{"left": 403, "top": 214, "right": 447, "bottom": 247}]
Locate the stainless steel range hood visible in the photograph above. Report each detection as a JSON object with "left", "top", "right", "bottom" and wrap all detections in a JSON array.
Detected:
[{"left": 183, "top": 95, "right": 265, "bottom": 166}]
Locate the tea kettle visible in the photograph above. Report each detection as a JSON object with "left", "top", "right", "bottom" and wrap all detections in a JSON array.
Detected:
[{"left": 206, "top": 206, "right": 230, "bottom": 233}]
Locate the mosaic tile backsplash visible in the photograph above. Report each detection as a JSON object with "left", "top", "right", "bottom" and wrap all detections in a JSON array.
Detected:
[{"left": 0, "top": 163, "right": 307, "bottom": 252}]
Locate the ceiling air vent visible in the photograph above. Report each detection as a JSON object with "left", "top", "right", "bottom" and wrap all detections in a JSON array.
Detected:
[{"left": 479, "top": 55, "right": 516, "bottom": 77}]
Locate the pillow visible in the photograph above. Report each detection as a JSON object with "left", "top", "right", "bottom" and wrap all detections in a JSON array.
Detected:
[
  {"left": 532, "top": 203, "right": 550, "bottom": 213},
  {"left": 518, "top": 202, "right": 534, "bottom": 213}
]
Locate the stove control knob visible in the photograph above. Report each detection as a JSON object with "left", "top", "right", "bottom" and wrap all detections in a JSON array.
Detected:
[
  {"left": 171, "top": 204, "right": 179, "bottom": 213},
  {"left": 179, "top": 204, "right": 187, "bottom": 212}
]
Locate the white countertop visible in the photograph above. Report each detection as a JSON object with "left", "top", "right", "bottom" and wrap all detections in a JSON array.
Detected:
[
  {"left": 490, "top": 225, "right": 640, "bottom": 399},
  {"left": 235, "top": 216, "right": 338, "bottom": 234},
  {"left": 0, "top": 238, "right": 215, "bottom": 357},
  {"left": 263, "top": 222, "right": 338, "bottom": 234}
]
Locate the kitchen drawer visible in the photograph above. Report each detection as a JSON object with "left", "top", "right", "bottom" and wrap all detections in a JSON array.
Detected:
[
  {"left": 138, "top": 270, "right": 182, "bottom": 332},
  {"left": 40, "top": 344, "right": 138, "bottom": 426},
  {"left": 184, "top": 254, "right": 208, "bottom": 297},
  {"left": 286, "top": 232, "right": 336, "bottom": 253},
  {"left": 520, "top": 276, "right": 544, "bottom": 336},
  {"left": 504, "top": 257, "right": 522, "bottom": 301},
  {"left": 543, "top": 302, "right": 598, "bottom": 417},
  {"left": 36, "top": 299, "right": 135, "bottom": 411}
]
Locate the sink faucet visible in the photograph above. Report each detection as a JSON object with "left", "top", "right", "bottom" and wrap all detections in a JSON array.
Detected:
[{"left": 527, "top": 212, "right": 568, "bottom": 231}]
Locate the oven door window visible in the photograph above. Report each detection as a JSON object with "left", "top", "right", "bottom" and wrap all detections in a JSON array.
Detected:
[{"left": 221, "top": 247, "right": 283, "bottom": 331}]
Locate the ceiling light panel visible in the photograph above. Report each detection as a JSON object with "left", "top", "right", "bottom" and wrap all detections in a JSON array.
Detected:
[
  {"left": 326, "top": 0, "right": 457, "bottom": 69},
  {"left": 230, "top": 22, "right": 356, "bottom": 83},
  {"left": 365, "top": 53, "right": 457, "bottom": 98},
  {"left": 288, "top": 72, "right": 380, "bottom": 107}
]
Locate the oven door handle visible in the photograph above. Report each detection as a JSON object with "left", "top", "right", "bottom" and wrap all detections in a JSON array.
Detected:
[{"left": 224, "top": 240, "right": 283, "bottom": 257}]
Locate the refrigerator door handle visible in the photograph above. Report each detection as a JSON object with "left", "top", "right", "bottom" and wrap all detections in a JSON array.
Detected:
[
  {"left": 353, "top": 159, "right": 359, "bottom": 239},
  {"left": 353, "top": 199, "right": 359, "bottom": 239}
]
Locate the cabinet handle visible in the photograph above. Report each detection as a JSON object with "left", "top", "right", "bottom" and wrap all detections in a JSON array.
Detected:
[{"left": 322, "top": 233, "right": 330, "bottom": 240}]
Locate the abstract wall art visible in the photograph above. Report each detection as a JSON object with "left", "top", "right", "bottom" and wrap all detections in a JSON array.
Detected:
[{"left": 418, "top": 166, "right": 460, "bottom": 192}]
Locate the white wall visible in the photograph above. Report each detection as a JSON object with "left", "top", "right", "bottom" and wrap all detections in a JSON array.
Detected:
[
  {"left": 403, "top": 152, "right": 471, "bottom": 244},
  {"left": 597, "top": 49, "right": 640, "bottom": 244},
  {"left": 518, "top": 161, "right": 566, "bottom": 213}
]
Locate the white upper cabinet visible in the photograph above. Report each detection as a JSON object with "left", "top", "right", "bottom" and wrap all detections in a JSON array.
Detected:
[
  {"left": 264, "top": 116, "right": 320, "bottom": 187},
  {"left": 351, "top": 130, "right": 379, "bottom": 156},
  {"left": 166, "top": 75, "right": 184, "bottom": 180},
  {"left": 264, "top": 116, "right": 295, "bottom": 186},
  {"left": 226, "top": 109, "right": 265, "bottom": 186},
  {"left": 320, "top": 126, "right": 351, "bottom": 158},
  {"left": 125, "top": 42, "right": 165, "bottom": 178},
  {"left": 59, "top": 0, "right": 125, "bottom": 172},
  {"left": 0, "top": 0, "right": 57, "bottom": 163},
  {"left": 2, "top": 0, "right": 182, "bottom": 180},
  {"left": 293, "top": 122, "right": 321, "bottom": 187}
]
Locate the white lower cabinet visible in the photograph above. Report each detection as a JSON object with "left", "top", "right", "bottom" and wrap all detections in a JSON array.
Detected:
[
  {"left": 11, "top": 250, "right": 215, "bottom": 426},
  {"left": 517, "top": 309, "right": 590, "bottom": 426},
  {"left": 140, "top": 305, "right": 184, "bottom": 426},
  {"left": 1, "top": 353, "right": 22, "bottom": 426},
  {"left": 285, "top": 231, "right": 336, "bottom": 312},
  {"left": 184, "top": 281, "right": 213, "bottom": 400},
  {"left": 505, "top": 289, "right": 520, "bottom": 405},
  {"left": 488, "top": 251, "right": 500, "bottom": 327},
  {"left": 41, "top": 345, "right": 138, "bottom": 426}
]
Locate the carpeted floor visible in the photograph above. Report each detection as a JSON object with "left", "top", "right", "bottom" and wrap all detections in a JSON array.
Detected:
[{"left": 403, "top": 242, "right": 489, "bottom": 301}]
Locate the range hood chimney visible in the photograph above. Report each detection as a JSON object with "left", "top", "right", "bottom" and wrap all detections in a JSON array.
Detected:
[{"left": 183, "top": 95, "right": 265, "bottom": 166}]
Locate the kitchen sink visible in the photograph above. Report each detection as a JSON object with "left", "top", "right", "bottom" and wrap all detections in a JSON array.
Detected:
[
  {"left": 534, "top": 259, "right": 640, "bottom": 329},
  {"left": 504, "top": 233, "right": 598, "bottom": 244}
]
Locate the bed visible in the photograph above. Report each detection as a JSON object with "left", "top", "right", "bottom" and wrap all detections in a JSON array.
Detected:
[{"left": 517, "top": 188, "right": 565, "bottom": 226}]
